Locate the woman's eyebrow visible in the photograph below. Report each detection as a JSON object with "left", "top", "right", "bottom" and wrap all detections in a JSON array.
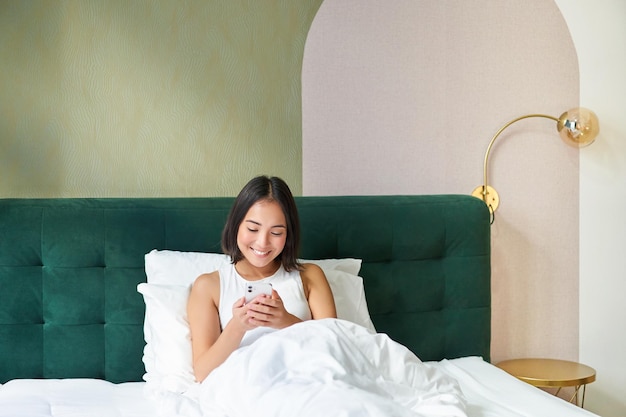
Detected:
[{"left": 244, "top": 219, "right": 286, "bottom": 228}]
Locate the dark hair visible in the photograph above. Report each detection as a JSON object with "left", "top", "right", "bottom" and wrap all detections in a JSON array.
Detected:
[{"left": 221, "top": 175, "right": 301, "bottom": 272}]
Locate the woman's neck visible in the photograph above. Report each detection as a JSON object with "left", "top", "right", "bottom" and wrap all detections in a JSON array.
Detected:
[{"left": 234, "top": 259, "right": 281, "bottom": 280}]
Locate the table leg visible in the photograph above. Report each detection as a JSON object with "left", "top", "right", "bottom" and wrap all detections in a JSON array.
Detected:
[{"left": 568, "top": 384, "right": 588, "bottom": 408}]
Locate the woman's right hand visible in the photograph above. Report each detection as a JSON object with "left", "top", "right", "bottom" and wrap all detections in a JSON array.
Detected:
[{"left": 231, "top": 296, "right": 258, "bottom": 331}]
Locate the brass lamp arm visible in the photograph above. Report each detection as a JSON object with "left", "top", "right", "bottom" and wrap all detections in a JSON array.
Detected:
[{"left": 480, "top": 114, "right": 558, "bottom": 191}]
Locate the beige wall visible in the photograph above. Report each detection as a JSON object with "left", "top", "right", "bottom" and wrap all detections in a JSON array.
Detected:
[
  {"left": 303, "top": 0, "right": 579, "bottom": 361},
  {"left": 0, "top": 1, "right": 322, "bottom": 197}
]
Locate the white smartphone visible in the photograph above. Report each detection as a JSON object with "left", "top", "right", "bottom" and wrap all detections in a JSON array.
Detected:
[{"left": 244, "top": 282, "right": 273, "bottom": 303}]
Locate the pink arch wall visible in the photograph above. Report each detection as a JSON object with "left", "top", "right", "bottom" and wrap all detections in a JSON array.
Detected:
[{"left": 302, "top": 0, "right": 580, "bottom": 364}]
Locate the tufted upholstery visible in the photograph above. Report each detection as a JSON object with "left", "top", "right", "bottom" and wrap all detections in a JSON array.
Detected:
[{"left": 0, "top": 195, "right": 490, "bottom": 383}]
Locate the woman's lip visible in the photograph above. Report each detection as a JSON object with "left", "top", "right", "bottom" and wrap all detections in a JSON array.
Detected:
[{"left": 251, "top": 248, "right": 271, "bottom": 256}]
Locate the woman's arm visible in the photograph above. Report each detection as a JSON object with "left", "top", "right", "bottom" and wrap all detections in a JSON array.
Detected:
[
  {"left": 187, "top": 271, "right": 247, "bottom": 383},
  {"left": 301, "top": 263, "right": 337, "bottom": 319}
]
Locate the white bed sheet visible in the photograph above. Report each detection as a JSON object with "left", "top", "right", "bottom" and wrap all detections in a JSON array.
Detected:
[
  {"left": 0, "top": 379, "right": 157, "bottom": 417},
  {"left": 0, "top": 357, "right": 601, "bottom": 417},
  {"left": 434, "top": 356, "right": 600, "bottom": 417}
]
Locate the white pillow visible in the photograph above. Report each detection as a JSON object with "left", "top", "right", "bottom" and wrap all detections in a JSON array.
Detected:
[
  {"left": 139, "top": 250, "right": 372, "bottom": 394},
  {"left": 323, "top": 269, "right": 376, "bottom": 333},
  {"left": 144, "top": 249, "right": 232, "bottom": 285},
  {"left": 137, "top": 283, "right": 194, "bottom": 396},
  {"left": 299, "top": 258, "right": 362, "bottom": 276},
  {"left": 144, "top": 249, "right": 363, "bottom": 285}
]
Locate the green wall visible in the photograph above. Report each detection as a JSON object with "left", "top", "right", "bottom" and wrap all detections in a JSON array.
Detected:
[{"left": 0, "top": 0, "right": 323, "bottom": 197}]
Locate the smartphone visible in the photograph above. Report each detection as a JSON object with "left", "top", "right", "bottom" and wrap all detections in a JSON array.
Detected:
[{"left": 244, "top": 282, "right": 273, "bottom": 303}]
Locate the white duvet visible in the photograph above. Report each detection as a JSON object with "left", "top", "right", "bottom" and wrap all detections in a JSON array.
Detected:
[{"left": 165, "top": 318, "right": 467, "bottom": 417}]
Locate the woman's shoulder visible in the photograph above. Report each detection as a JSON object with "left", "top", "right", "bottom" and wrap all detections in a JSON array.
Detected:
[
  {"left": 191, "top": 269, "right": 221, "bottom": 291},
  {"left": 298, "top": 262, "right": 326, "bottom": 283},
  {"left": 189, "top": 270, "right": 221, "bottom": 308},
  {"left": 299, "top": 262, "right": 323, "bottom": 273}
]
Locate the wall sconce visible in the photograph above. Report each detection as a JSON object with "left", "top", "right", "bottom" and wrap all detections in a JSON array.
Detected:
[{"left": 471, "top": 108, "right": 600, "bottom": 221}]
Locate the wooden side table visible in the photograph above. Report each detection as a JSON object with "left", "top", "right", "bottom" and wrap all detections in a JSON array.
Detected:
[{"left": 496, "top": 358, "right": 596, "bottom": 408}]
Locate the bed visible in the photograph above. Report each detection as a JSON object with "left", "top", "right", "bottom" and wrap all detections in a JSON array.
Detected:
[{"left": 0, "top": 195, "right": 599, "bottom": 416}]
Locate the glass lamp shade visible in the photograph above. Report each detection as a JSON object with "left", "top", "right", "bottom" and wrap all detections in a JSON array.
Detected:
[{"left": 557, "top": 107, "right": 599, "bottom": 148}]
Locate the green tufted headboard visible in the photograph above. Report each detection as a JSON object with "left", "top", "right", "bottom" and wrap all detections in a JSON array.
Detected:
[{"left": 0, "top": 195, "right": 491, "bottom": 383}]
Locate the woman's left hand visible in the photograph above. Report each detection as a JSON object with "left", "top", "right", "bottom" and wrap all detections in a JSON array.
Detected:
[{"left": 244, "top": 289, "right": 301, "bottom": 329}]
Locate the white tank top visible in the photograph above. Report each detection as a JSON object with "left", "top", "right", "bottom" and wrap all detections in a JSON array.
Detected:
[{"left": 218, "top": 263, "right": 312, "bottom": 346}]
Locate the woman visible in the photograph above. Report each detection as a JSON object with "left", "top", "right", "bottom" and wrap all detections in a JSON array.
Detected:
[{"left": 187, "top": 175, "right": 337, "bottom": 382}]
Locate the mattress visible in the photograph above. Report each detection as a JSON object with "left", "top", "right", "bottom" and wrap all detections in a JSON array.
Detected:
[{"left": 0, "top": 357, "right": 599, "bottom": 417}]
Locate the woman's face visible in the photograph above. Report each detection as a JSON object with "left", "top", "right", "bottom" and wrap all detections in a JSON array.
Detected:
[{"left": 237, "top": 200, "right": 287, "bottom": 270}]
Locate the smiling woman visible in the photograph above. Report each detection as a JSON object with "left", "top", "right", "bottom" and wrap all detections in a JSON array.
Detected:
[
  {"left": 236, "top": 200, "right": 288, "bottom": 273},
  {"left": 220, "top": 176, "right": 301, "bottom": 272},
  {"left": 186, "top": 175, "right": 337, "bottom": 382}
]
